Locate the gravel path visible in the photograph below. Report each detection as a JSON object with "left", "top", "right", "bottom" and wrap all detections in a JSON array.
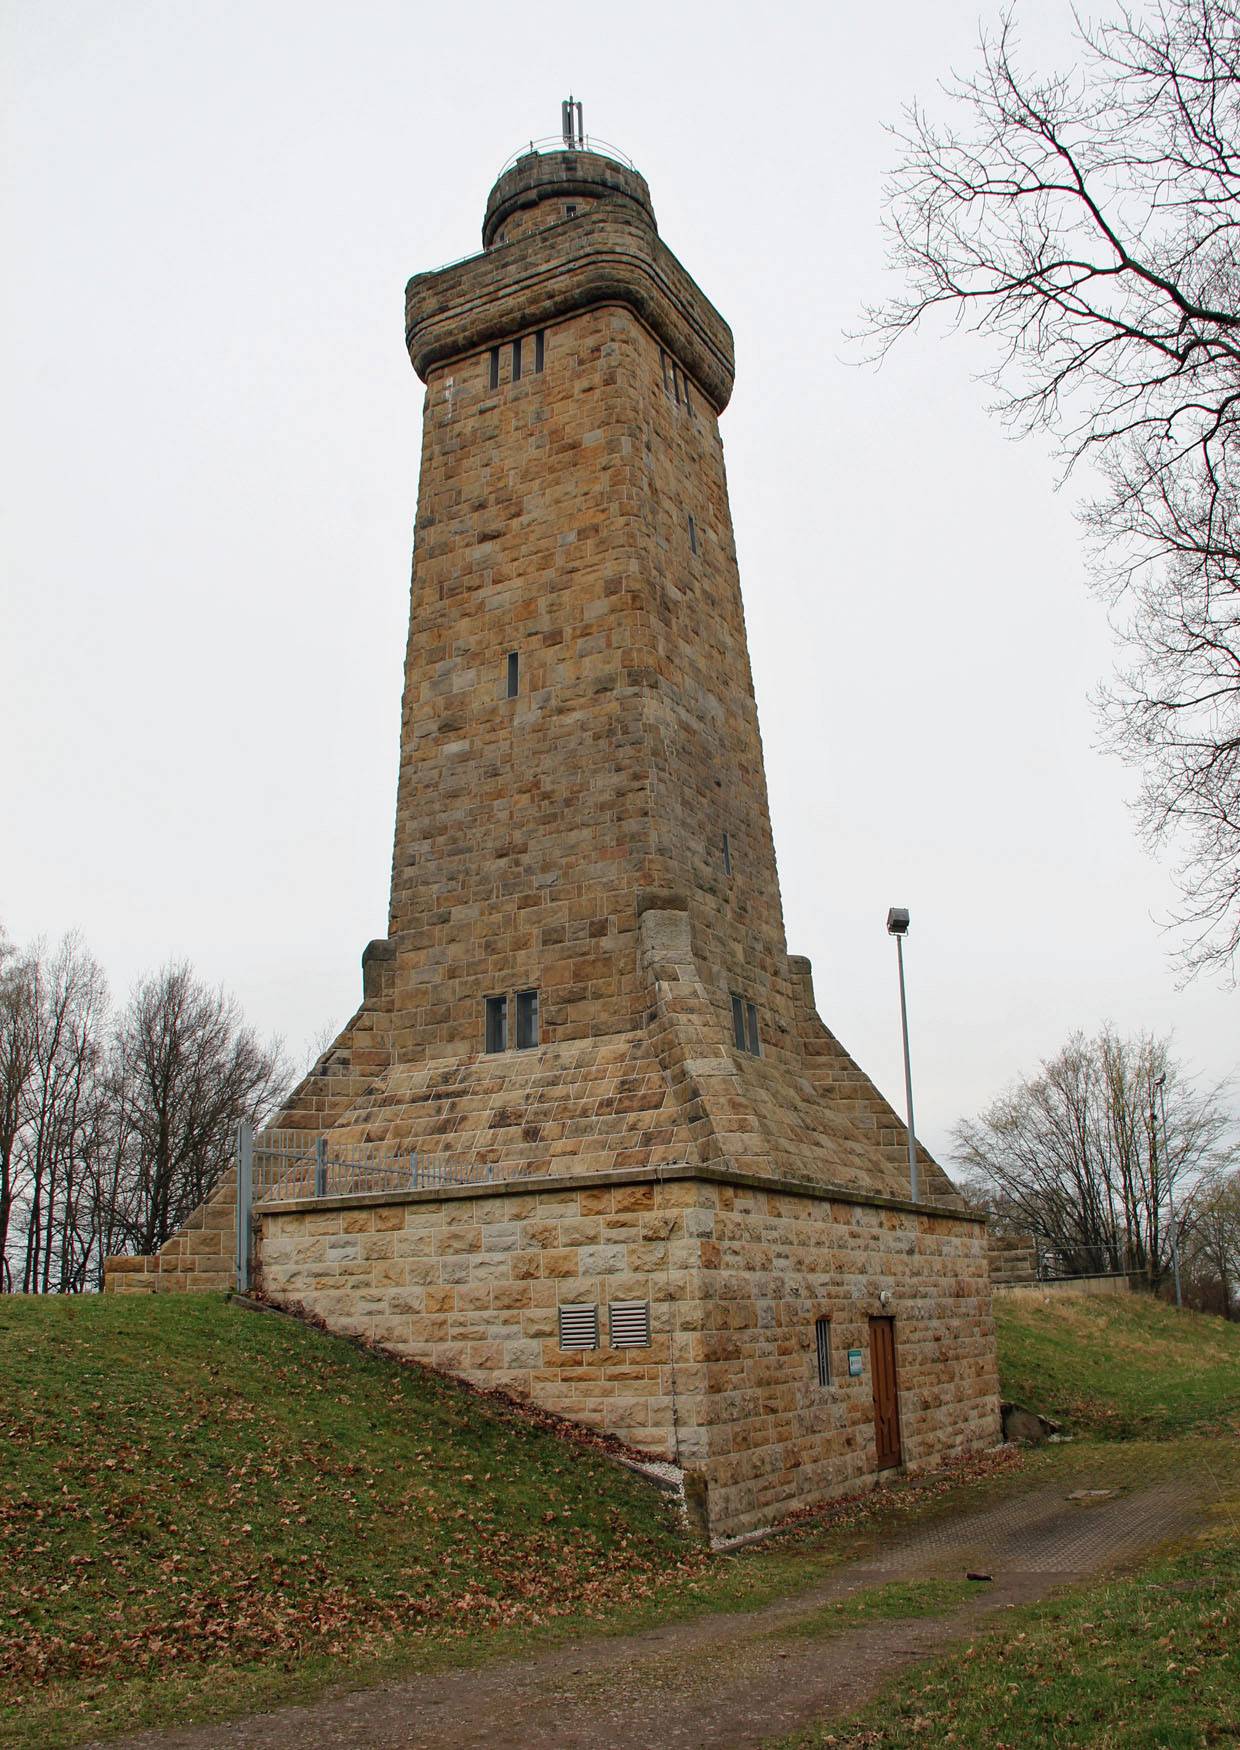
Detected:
[{"left": 98, "top": 1473, "right": 1210, "bottom": 1750}]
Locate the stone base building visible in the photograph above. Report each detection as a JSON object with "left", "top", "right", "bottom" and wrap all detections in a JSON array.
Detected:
[{"left": 107, "top": 130, "right": 1000, "bottom": 1539}]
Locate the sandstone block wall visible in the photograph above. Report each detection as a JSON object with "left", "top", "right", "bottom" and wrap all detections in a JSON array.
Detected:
[
  {"left": 256, "top": 1166, "right": 998, "bottom": 1539},
  {"left": 104, "top": 1168, "right": 237, "bottom": 1295},
  {"left": 690, "top": 1180, "right": 1001, "bottom": 1533},
  {"left": 987, "top": 1231, "right": 1039, "bottom": 1287}
]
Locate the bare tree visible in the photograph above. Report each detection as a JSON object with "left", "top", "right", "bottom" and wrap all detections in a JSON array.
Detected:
[
  {"left": 0, "top": 933, "right": 36, "bottom": 1291},
  {"left": 1183, "top": 1165, "right": 1240, "bottom": 1311},
  {"left": 110, "top": 963, "right": 288, "bottom": 1256},
  {"left": 953, "top": 1026, "right": 1237, "bottom": 1286},
  {"left": 0, "top": 926, "right": 290, "bottom": 1290},
  {"left": 17, "top": 937, "right": 109, "bottom": 1293},
  {"left": 871, "top": 1, "right": 1240, "bottom": 975}
]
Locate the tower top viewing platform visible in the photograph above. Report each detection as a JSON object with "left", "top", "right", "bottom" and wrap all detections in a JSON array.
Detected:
[{"left": 482, "top": 146, "right": 656, "bottom": 248}]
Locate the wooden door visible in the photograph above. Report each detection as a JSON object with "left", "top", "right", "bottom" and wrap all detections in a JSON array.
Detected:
[{"left": 869, "top": 1316, "right": 903, "bottom": 1470}]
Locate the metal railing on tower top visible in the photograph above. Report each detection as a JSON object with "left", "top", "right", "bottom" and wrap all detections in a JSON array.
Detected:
[{"left": 494, "top": 136, "right": 638, "bottom": 177}]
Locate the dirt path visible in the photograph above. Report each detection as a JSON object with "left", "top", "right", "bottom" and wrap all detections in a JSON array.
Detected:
[{"left": 102, "top": 1475, "right": 1209, "bottom": 1750}]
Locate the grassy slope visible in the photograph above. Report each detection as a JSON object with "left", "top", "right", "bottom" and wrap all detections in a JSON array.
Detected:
[
  {"left": 7, "top": 1288, "right": 1237, "bottom": 1747},
  {"left": 0, "top": 1296, "right": 1016, "bottom": 1748},
  {"left": 0, "top": 1294, "right": 696, "bottom": 1744},
  {"left": 995, "top": 1287, "right": 1240, "bottom": 1437}
]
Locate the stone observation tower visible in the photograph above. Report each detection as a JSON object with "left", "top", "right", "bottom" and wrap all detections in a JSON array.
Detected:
[{"left": 108, "top": 112, "right": 1000, "bottom": 1539}]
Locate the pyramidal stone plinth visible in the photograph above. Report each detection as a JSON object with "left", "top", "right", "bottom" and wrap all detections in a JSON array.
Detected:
[{"left": 107, "top": 141, "right": 1000, "bottom": 1539}]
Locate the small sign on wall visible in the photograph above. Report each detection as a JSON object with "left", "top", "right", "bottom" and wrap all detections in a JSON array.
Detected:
[{"left": 848, "top": 1348, "right": 864, "bottom": 1377}]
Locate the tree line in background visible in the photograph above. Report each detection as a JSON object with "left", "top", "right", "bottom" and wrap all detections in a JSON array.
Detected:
[
  {"left": 0, "top": 927, "right": 288, "bottom": 1293},
  {"left": 873, "top": 0, "right": 1240, "bottom": 976},
  {"left": 955, "top": 1026, "right": 1240, "bottom": 1316}
]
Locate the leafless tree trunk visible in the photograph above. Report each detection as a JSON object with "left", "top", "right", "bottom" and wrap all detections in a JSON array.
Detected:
[
  {"left": 18, "top": 937, "right": 108, "bottom": 1294},
  {"left": 0, "top": 934, "right": 36, "bottom": 1292}
]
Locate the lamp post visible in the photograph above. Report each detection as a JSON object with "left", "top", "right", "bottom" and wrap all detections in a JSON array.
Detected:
[
  {"left": 886, "top": 907, "right": 918, "bottom": 1204},
  {"left": 1153, "top": 1071, "right": 1183, "bottom": 1309}
]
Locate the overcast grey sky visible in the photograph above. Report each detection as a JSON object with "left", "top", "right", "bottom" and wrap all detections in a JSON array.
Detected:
[{"left": 4, "top": 0, "right": 1235, "bottom": 1161}]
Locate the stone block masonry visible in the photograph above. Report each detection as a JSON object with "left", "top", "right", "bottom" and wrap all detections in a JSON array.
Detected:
[{"left": 257, "top": 1166, "right": 999, "bottom": 1540}]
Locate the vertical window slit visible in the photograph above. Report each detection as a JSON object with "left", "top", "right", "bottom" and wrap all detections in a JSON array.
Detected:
[
  {"left": 722, "top": 831, "right": 732, "bottom": 875},
  {"left": 746, "top": 1002, "right": 760, "bottom": 1057},
  {"left": 506, "top": 651, "right": 519, "bottom": 698},
  {"left": 488, "top": 347, "right": 500, "bottom": 391},
  {"left": 731, "top": 993, "right": 746, "bottom": 1052},
  {"left": 688, "top": 513, "right": 698, "bottom": 555},
  {"left": 511, "top": 337, "right": 522, "bottom": 382},
  {"left": 534, "top": 329, "right": 545, "bottom": 373}
]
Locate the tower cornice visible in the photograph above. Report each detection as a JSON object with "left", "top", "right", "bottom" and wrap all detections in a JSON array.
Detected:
[{"left": 405, "top": 208, "right": 735, "bottom": 413}]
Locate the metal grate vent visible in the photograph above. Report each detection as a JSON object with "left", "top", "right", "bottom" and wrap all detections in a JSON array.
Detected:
[
  {"left": 558, "top": 1304, "right": 599, "bottom": 1350},
  {"left": 608, "top": 1300, "right": 651, "bottom": 1349},
  {"left": 815, "top": 1315, "right": 832, "bottom": 1386}
]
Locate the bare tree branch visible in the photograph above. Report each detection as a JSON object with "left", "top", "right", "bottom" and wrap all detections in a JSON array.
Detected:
[{"left": 870, "top": 1, "right": 1240, "bottom": 975}]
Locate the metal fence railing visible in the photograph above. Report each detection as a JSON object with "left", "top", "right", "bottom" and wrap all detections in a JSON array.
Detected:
[{"left": 234, "top": 1122, "right": 498, "bottom": 1291}]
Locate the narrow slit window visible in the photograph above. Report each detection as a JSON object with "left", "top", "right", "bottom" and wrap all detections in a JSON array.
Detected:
[
  {"left": 534, "top": 329, "right": 545, "bottom": 373},
  {"left": 731, "top": 993, "right": 746, "bottom": 1052},
  {"left": 688, "top": 514, "right": 698, "bottom": 555},
  {"left": 511, "top": 337, "right": 522, "bottom": 382},
  {"left": 488, "top": 347, "right": 500, "bottom": 391},
  {"left": 609, "top": 1301, "right": 651, "bottom": 1348},
  {"left": 659, "top": 348, "right": 670, "bottom": 393},
  {"left": 515, "top": 988, "right": 540, "bottom": 1049},
  {"left": 746, "top": 1001, "right": 760, "bottom": 1057},
  {"left": 722, "top": 831, "right": 732, "bottom": 875},
  {"left": 506, "top": 650, "right": 519, "bottom": 699},
  {"left": 484, "top": 994, "right": 508, "bottom": 1054},
  {"left": 672, "top": 363, "right": 682, "bottom": 406},
  {"left": 683, "top": 374, "right": 693, "bottom": 415},
  {"left": 559, "top": 1304, "right": 598, "bottom": 1350},
  {"left": 815, "top": 1316, "right": 832, "bottom": 1386}
]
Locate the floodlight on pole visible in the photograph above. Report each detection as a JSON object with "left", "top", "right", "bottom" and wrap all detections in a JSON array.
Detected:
[
  {"left": 886, "top": 908, "right": 918, "bottom": 1203},
  {"left": 1153, "top": 1072, "right": 1183, "bottom": 1309}
]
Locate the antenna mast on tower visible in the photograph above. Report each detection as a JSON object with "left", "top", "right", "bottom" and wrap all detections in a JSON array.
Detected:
[{"left": 561, "top": 96, "right": 584, "bottom": 149}]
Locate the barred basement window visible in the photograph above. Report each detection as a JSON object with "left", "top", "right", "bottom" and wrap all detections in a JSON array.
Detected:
[
  {"left": 609, "top": 1301, "right": 651, "bottom": 1348},
  {"left": 484, "top": 994, "right": 508, "bottom": 1054},
  {"left": 559, "top": 1304, "right": 598, "bottom": 1350},
  {"left": 815, "top": 1316, "right": 832, "bottom": 1386},
  {"left": 515, "top": 988, "right": 540, "bottom": 1049},
  {"left": 746, "top": 1001, "right": 760, "bottom": 1057},
  {"left": 511, "top": 337, "right": 523, "bottom": 382},
  {"left": 506, "top": 650, "right": 519, "bottom": 699},
  {"left": 731, "top": 992, "right": 746, "bottom": 1051},
  {"left": 688, "top": 513, "right": 698, "bottom": 555},
  {"left": 534, "top": 329, "right": 545, "bottom": 373},
  {"left": 722, "top": 831, "right": 732, "bottom": 875},
  {"left": 488, "top": 347, "right": 500, "bottom": 391}
]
